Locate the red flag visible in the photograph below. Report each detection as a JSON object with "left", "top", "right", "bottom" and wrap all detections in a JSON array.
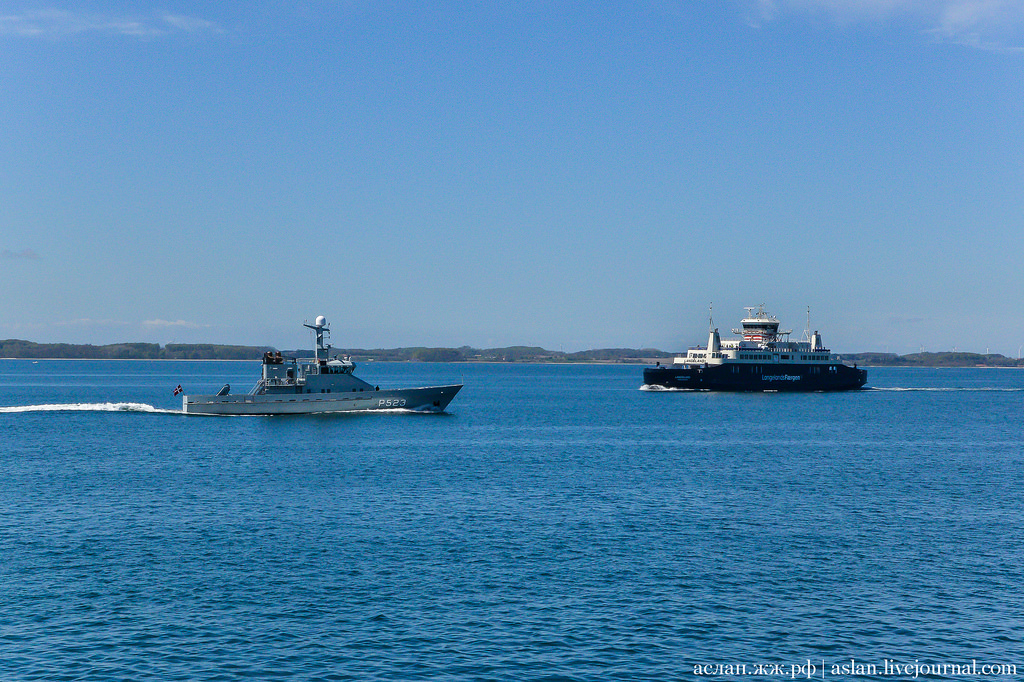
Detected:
[{"left": 173, "top": 384, "right": 183, "bottom": 396}]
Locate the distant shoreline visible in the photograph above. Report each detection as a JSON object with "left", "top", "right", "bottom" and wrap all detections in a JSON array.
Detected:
[
  {"left": 1, "top": 340, "right": 1021, "bottom": 368},
  {"left": 2, "top": 357, "right": 1022, "bottom": 370},
  {"left": 0, "top": 355, "right": 663, "bottom": 366}
]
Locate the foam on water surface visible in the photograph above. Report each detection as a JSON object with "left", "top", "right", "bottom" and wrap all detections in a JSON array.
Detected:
[{"left": 0, "top": 402, "right": 181, "bottom": 414}]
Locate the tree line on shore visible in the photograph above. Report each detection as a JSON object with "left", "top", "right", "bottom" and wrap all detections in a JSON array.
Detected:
[
  {"left": 0, "top": 340, "right": 275, "bottom": 360},
  {"left": 841, "top": 352, "right": 1023, "bottom": 367},
  {"left": 0, "top": 339, "right": 671, "bottom": 363},
  {"left": 1, "top": 339, "right": 1020, "bottom": 366}
]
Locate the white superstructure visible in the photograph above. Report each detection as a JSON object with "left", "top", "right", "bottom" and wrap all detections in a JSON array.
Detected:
[{"left": 673, "top": 305, "right": 835, "bottom": 368}]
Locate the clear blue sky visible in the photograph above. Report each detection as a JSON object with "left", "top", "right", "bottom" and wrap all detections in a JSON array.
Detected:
[{"left": 2, "top": 1, "right": 1022, "bottom": 355}]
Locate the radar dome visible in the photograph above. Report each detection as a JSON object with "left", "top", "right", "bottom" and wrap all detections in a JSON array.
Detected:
[{"left": 315, "top": 315, "right": 327, "bottom": 327}]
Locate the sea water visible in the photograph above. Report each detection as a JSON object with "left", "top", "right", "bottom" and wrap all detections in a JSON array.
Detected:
[{"left": 1, "top": 360, "right": 1023, "bottom": 680}]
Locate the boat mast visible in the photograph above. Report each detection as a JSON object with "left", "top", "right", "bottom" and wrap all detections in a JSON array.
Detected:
[{"left": 303, "top": 315, "right": 330, "bottom": 364}]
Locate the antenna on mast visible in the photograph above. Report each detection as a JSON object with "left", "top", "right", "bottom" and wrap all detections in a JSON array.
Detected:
[
  {"left": 708, "top": 302, "right": 714, "bottom": 331},
  {"left": 303, "top": 315, "right": 331, "bottom": 363}
]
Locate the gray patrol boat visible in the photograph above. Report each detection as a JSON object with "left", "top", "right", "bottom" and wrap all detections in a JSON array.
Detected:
[{"left": 182, "top": 316, "right": 462, "bottom": 415}]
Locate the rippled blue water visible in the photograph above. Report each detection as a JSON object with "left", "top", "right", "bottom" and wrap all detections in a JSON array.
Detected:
[{"left": 2, "top": 361, "right": 1023, "bottom": 680}]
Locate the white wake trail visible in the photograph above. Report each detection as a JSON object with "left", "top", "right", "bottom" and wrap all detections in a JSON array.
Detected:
[
  {"left": 0, "top": 402, "right": 181, "bottom": 414},
  {"left": 869, "top": 387, "right": 1024, "bottom": 393}
]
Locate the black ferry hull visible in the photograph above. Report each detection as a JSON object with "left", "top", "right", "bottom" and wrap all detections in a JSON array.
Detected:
[{"left": 643, "top": 363, "right": 867, "bottom": 392}]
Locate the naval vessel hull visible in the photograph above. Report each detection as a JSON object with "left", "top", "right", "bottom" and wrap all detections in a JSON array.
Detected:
[
  {"left": 183, "top": 384, "right": 462, "bottom": 415},
  {"left": 643, "top": 364, "right": 866, "bottom": 392}
]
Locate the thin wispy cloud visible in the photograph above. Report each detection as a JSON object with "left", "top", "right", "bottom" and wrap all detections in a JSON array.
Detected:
[
  {"left": 55, "top": 318, "right": 131, "bottom": 328},
  {"left": 2, "top": 249, "right": 41, "bottom": 260},
  {"left": 143, "top": 319, "right": 209, "bottom": 329},
  {"left": 747, "top": 0, "right": 1024, "bottom": 52},
  {"left": 160, "top": 14, "right": 218, "bottom": 34},
  {"left": 0, "top": 9, "right": 221, "bottom": 39}
]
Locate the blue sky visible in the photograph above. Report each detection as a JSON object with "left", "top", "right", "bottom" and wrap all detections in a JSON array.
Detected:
[{"left": 2, "top": 1, "right": 1023, "bottom": 354}]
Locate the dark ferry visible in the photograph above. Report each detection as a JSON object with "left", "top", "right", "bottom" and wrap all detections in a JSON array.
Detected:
[{"left": 643, "top": 305, "right": 867, "bottom": 392}]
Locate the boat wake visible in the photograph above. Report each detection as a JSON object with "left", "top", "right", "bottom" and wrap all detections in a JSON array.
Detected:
[
  {"left": 641, "top": 385, "right": 1024, "bottom": 393},
  {"left": 639, "top": 384, "right": 693, "bottom": 392},
  {"left": 869, "top": 387, "right": 1024, "bottom": 393},
  {"left": 0, "top": 402, "right": 182, "bottom": 414}
]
